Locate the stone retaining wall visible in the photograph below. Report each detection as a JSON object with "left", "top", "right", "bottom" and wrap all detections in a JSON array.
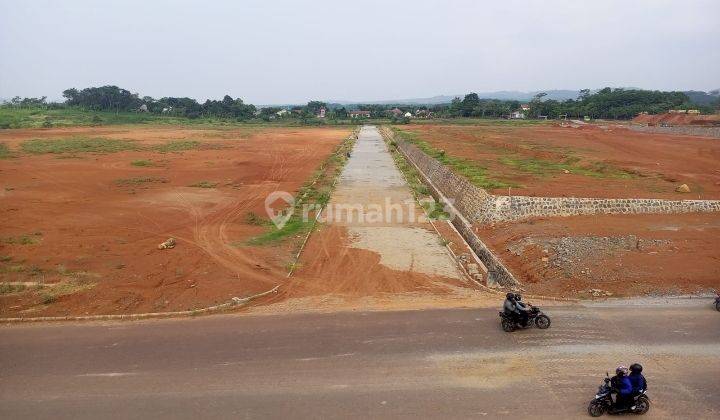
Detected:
[
  {"left": 449, "top": 217, "right": 518, "bottom": 286},
  {"left": 628, "top": 125, "right": 720, "bottom": 139},
  {"left": 480, "top": 195, "right": 720, "bottom": 224},
  {"left": 398, "top": 140, "right": 492, "bottom": 219},
  {"left": 387, "top": 132, "right": 518, "bottom": 287},
  {"left": 391, "top": 132, "right": 720, "bottom": 225}
]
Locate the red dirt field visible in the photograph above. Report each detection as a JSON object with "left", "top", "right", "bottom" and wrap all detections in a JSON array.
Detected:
[
  {"left": 476, "top": 212, "right": 720, "bottom": 298},
  {"left": 0, "top": 125, "right": 351, "bottom": 317},
  {"left": 399, "top": 123, "right": 720, "bottom": 199}
]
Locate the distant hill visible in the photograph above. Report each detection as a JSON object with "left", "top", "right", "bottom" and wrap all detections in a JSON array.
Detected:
[
  {"left": 469, "top": 90, "right": 581, "bottom": 102},
  {"left": 328, "top": 90, "right": 583, "bottom": 106},
  {"left": 243, "top": 89, "right": 720, "bottom": 109},
  {"left": 684, "top": 89, "right": 720, "bottom": 106}
]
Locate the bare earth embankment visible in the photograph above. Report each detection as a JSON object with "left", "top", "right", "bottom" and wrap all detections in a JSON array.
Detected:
[
  {"left": 395, "top": 123, "right": 720, "bottom": 297},
  {"left": 0, "top": 125, "right": 350, "bottom": 317}
]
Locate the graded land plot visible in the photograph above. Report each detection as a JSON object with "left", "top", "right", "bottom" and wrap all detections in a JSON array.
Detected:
[
  {"left": 254, "top": 126, "right": 495, "bottom": 314},
  {"left": 0, "top": 125, "right": 351, "bottom": 317},
  {"left": 394, "top": 122, "right": 720, "bottom": 297},
  {"left": 394, "top": 122, "right": 720, "bottom": 199},
  {"left": 477, "top": 212, "right": 720, "bottom": 298}
]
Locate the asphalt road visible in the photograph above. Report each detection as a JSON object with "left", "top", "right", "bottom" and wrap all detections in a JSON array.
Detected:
[{"left": 1, "top": 301, "right": 718, "bottom": 419}]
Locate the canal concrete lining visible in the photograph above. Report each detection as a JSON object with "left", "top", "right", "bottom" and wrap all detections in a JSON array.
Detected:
[{"left": 322, "top": 125, "right": 461, "bottom": 278}]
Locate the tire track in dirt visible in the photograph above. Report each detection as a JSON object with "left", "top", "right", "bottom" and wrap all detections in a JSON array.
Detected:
[
  {"left": 192, "top": 184, "right": 277, "bottom": 283},
  {"left": 189, "top": 142, "right": 324, "bottom": 288}
]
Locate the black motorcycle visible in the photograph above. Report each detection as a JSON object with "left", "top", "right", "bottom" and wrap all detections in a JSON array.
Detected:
[
  {"left": 587, "top": 373, "right": 650, "bottom": 417},
  {"left": 498, "top": 304, "right": 551, "bottom": 332}
]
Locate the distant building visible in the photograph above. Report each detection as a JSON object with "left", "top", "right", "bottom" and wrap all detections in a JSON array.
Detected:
[
  {"left": 404, "top": 111, "right": 412, "bottom": 118},
  {"left": 414, "top": 109, "right": 432, "bottom": 118},
  {"left": 318, "top": 107, "right": 326, "bottom": 118},
  {"left": 510, "top": 110, "right": 525, "bottom": 119},
  {"left": 389, "top": 107, "right": 403, "bottom": 117},
  {"left": 520, "top": 104, "right": 530, "bottom": 111},
  {"left": 276, "top": 109, "right": 289, "bottom": 117},
  {"left": 349, "top": 110, "right": 371, "bottom": 118},
  {"left": 669, "top": 109, "right": 701, "bottom": 114}
]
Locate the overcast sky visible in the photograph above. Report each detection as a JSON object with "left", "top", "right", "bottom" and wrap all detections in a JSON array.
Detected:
[{"left": 1, "top": 0, "right": 718, "bottom": 104}]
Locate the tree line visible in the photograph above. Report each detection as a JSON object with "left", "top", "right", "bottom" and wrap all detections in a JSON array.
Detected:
[
  {"left": 3, "top": 85, "right": 718, "bottom": 122},
  {"left": 440, "top": 88, "right": 718, "bottom": 120},
  {"left": 4, "top": 87, "right": 346, "bottom": 122},
  {"left": 60, "top": 86, "right": 257, "bottom": 119}
]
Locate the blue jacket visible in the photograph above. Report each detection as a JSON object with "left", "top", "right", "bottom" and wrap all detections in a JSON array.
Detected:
[
  {"left": 611, "top": 376, "right": 633, "bottom": 396},
  {"left": 618, "top": 377, "right": 632, "bottom": 395},
  {"left": 629, "top": 373, "right": 647, "bottom": 392}
]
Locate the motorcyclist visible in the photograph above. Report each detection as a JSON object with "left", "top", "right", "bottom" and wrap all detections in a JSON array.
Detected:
[
  {"left": 628, "top": 363, "right": 647, "bottom": 395},
  {"left": 610, "top": 366, "right": 633, "bottom": 411},
  {"left": 513, "top": 293, "right": 530, "bottom": 327},
  {"left": 503, "top": 293, "right": 517, "bottom": 317}
]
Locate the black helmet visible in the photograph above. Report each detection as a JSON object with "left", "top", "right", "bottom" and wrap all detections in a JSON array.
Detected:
[
  {"left": 506, "top": 292, "right": 515, "bottom": 300},
  {"left": 630, "top": 363, "right": 643, "bottom": 374},
  {"left": 514, "top": 293, "right": 522, "bottom": 301}
]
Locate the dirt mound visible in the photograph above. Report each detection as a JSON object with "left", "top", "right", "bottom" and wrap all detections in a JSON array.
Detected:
[
  {"left": 254, "top": 224, "right": 487, "bottom": 312},
  {"left": 632, "top": 113, "right": 720, "bottom": 126}
]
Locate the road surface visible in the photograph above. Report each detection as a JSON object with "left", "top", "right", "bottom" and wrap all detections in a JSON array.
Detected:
[{"left": 1, "top": 300, "right": 718, "bottom": 419}]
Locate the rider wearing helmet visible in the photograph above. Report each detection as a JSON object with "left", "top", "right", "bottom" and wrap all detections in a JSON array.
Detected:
[
  {"left": 503, "top": 293, "right": 516, "bottom": 317},
  {"left": 610, "top": 366, "right": 633, "bottom": 411},
  {"left": 503, "top": 293, "right": 527, "bottom": 326},
  {"left": 513, "top": 293, "right": 530, "bottom": 327},
  {"left": 628, "top": 363, "right": 647, "bottom": 395}
]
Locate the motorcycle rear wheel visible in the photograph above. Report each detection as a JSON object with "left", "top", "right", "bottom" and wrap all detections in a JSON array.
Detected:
[
  {"left": 634, "top": 396, "right": 650, "bottom": 415},
  {"left": 535, "top": 314, "right": 551, "bottom": 329},
  {"left": 501, "top": 319, "right": 515, "bottom": 332},
  {"left": 587, "top": 401, "right": 605, "bottom": 417}
]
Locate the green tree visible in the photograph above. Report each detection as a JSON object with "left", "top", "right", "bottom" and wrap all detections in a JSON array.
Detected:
[
  {"left": 460, "top": 93, "right": 480, "bottom": 117},
  {"left": 305, "top": 101, "right": 327, "bottom": 115}
]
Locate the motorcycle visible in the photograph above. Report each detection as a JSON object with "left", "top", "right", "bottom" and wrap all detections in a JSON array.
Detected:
[
  {"left": 498, "top": 304, "right": 551, "bottom": 332},
  {"left": 715, "top": 294, "right": 720, "bottom": 312},
  {"left": 587, "top": 373, "right": 650, "bottom": 417}
]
